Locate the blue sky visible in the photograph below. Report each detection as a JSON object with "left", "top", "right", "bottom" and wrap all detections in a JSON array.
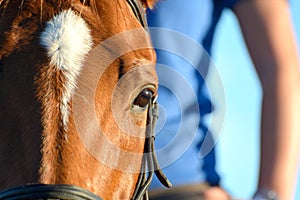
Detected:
[{"left": 209, "top": 1, "right": 300, "bottom": 199}]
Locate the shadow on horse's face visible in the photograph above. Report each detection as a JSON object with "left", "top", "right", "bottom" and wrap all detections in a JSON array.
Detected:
[{"left": 0, "top": 0, "right": 159, "bottom": 199}]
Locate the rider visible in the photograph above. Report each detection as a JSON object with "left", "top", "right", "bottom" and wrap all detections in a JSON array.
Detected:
[{"left": 147, "top": 0, "right": 300, "bottom": 199}]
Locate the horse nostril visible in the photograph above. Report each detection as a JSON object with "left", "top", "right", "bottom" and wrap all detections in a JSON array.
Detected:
[{"left": 133, "top": 89, "right": 153, "bottom": 108}]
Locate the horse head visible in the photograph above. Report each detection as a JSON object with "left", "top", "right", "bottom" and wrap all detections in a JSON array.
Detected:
[{"left": 0, "top": 0, "right": 170, "bottom": 199}]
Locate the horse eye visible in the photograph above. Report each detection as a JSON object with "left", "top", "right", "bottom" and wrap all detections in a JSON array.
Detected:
[{"left": 133, "top": 89, "right": 153, "bottom": 108}]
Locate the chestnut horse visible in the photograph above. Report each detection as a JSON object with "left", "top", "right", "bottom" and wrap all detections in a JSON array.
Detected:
[{"left": 0, "top": 0, "right": 170, "bottom": 199}]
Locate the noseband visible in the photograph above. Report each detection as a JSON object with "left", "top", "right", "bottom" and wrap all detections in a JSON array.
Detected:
[
  {"left": 0, "top": 0, "right": 171, "bottom": 199},
  {"left": 0, "top": 184, "right": 102, "bottom": 200}
]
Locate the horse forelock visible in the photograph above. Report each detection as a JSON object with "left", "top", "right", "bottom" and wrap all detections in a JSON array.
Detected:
[
  {"left": 0, "top": 0, "right": 66, "bottom": 13},
  {"left": 0, "top": 0, "right": 158, "bottom": 13}
]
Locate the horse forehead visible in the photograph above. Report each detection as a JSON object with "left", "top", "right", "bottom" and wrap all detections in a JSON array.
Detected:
[{"left": 38, "top": 4, "right": 156, "bottom": 124}]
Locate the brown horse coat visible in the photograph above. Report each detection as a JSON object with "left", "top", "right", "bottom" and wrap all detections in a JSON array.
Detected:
[{"left": 0, "top": 0, "right": 158, "bottom": 199}]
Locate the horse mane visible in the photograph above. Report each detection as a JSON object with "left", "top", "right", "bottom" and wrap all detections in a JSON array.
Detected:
[
  {"left": 84, "top": 0, "right": 158, "bottom": 11},
  {"left": 140, "top": 0, "right": 157, "bottom": 9}
]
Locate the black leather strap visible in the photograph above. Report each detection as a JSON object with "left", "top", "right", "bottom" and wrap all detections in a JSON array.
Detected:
[
  {"left": 0, "top": 184, "right": 102, "bottom": 200},
  {"left": 126, "top": 0, "right": 148, "bottom": 28},
  {"left": 131, "top": 100, "right": 172, "bottom": 200}
]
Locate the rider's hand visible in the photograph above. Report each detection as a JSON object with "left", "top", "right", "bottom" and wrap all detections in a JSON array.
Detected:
[{"left": 202, "top": 187, "right": 231, "bottom": 200}]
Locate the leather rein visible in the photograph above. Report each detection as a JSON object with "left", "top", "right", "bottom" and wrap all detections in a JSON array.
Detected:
[
  {"left": 131, "top": 98, "right": 172, "bottom": 200},
  {"left": 0, "top": 1, "right": 171, "bottom": 199}
]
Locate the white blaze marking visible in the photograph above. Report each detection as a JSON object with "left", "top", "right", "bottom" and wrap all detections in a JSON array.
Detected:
[{"left": 40, "top": 9, "right": 93, "bottom": 128}]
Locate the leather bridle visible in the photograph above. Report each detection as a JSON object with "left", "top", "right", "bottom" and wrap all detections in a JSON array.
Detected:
[
  {"left": 125, "top": 1, "right": 172, "bottom": 198},
  {"left": 127, "top": 0, "right": 148, "bottom": 29},
  {"left": 0, "top": 0, "right": 171, "bottom": 199},
  {"left": 131, "top": 98, "right": 172, "bottom": 200},
  {"left": 0, "top": 184, "right": 102, "bottom": 200}
]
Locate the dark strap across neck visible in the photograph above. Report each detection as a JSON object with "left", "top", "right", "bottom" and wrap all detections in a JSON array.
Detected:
[{"left": 0, "top": 184, "right": 102, "bottom": 200}]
